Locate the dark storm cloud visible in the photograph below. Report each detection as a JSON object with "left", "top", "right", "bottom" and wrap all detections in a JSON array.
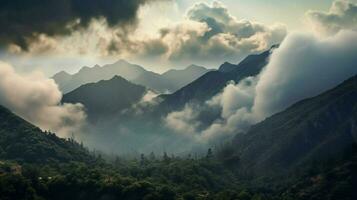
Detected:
[{"left": 0, "top": 0, "right": 158, "bottom": 50}]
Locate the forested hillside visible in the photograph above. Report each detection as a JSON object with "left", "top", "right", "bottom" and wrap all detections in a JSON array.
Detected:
[{"left": 0, "top": 105, "right": 93, "bottom": 164}]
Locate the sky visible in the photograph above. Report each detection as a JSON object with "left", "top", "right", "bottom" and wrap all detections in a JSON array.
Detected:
[{"left": 0, "top": 0, "right": 356, "bottom": 75}]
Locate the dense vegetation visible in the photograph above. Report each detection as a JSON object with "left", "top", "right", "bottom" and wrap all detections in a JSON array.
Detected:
[
  {"left": 0, "top": 106, "right": 93, "bottom": 164},
  {"left": 0, "top": 146, "right": 356, "bottom": 200}
]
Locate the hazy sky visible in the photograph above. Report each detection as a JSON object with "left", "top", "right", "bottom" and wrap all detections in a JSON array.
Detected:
[{"left": 1, "top": 0, "right": 356, "bottom": 75}]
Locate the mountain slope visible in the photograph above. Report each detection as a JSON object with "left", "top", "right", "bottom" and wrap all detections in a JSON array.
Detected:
[
  {"left": 231, "top": 74, "right": 357, "bottom": 175},
  {"left": 157, "top": 48, "right": 272, "bottom": 112},
  {"left": 280, "top": 146, "right": 357, "bottom": 200},
  {"left": 53, "top": 60, "right": 209, "bottom": 94},
  {"left": 0, "top": 105, "right": 93, "bottom": 163},
  {"left": 62, "top": 76, "right": 147, "bottom": 121}
]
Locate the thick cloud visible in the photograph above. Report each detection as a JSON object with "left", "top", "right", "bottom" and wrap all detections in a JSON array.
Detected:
[
  {"left": 3, "top": 1, "right": 286, "bottom": 71},
  {"left": 0, "top": 61, "right": 86, "bottom": 137},
  {"left": 201, "top": 77, "right": 258, "bottom": 141},
  {"left": 208, "top": 78, "right": 256, "bottom": 119},
  {"left": 0, "top": 0, "right": 161, "bottom": 51},
  {"left": 142, "top": 1, "right": 286, "bottom": 66},
  {"left": 306, "top": 0, "right": 357, "bottom": 35},
  {"left": 98, "top": 1, "right": 286, "bottom": 68},
  {"left": 187, "top": 1, "right": 279, "bottom": 40},
  {"left": 165, "top": 105, "right": 201, "bottom": 135},
  {"left": 163, "top": 77, "right": 257, "bottom": 142},
  {"left": 253, "top": 30, "right": 357, "bottom": 118}
]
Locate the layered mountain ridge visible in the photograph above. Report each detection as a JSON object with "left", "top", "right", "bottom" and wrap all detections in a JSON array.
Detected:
[{"left": 53, "top": 60, "right": 210, "bottom": 94}]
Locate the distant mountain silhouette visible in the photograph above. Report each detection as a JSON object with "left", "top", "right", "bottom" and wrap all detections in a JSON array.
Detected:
[
  {"left": 53, "top": 60, "right": 210, "bottom": 94},
  {"left": 161, "top": 65, "right": 211, "bottom": 91},
  {"left": 62, "top": 75, "right": 147, "bottom": 122}
]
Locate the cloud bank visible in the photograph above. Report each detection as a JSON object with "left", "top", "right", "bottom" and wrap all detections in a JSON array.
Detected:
[
  {"left": 138, "top": 1, "right": 286, "bottom": 66},
  {"left": 0, "top": 61, "right": 86, "bottom": 137},
  {"left": 165, "top": 105, "right": 201, "bottom": 135},
  {"left": 253, "top": 30, "right": 357, "bottom": 118},
  {"left": 306, "top": 0, "right": 357, "bottom": 35},
  {"left": 5, "top": 1, "right": 287, "bottom": 72}
]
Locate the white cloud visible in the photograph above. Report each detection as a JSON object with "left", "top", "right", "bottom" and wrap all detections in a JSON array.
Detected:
[
  {"left": 201, "top": 77, "right": 258, "bottom": 141},
  {"left": 164, "top": 105, "right": 201, "bottom": 135},
  {"left": 306, "top": 0, "right": 357, "bottom": 35},
  {"left": 0, "top": 61, "right": 87, "bottom": 137},
  {"left": 253, "top": 30, "right": 357, "bottom": 119},
  {"left": 209, "top": 77, "right": 257, "bottom": 119},
  {"left": 164, "top": 77, "right": 258, "bottom": 142},
  {"left": 140, "top": 90, "right": 160, "bottom": 104},
  {"left": 155, "top": 1, "right": 286, "bottom": 66}
]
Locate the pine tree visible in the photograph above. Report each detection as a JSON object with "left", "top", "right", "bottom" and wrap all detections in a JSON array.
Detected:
[
  {"left": 149, "top": 152, "right": 156, "bottom": 160},
  {"left": 206, "top": 148, "right": 213, "bottom": 159},
  {"left": 163, "top": 152, "right": 170, "bottom": 163}
]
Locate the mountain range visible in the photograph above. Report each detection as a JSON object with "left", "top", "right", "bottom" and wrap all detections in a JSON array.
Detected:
[
  {"left": 57, "top": 47, "right": 276, "bottom": 132},
  {"left": 4, "top": 71, "right": 357, "bottom": 173},
  {"left": 1, "top": 51, "right": 357, "bottom": 199},
  {"left": 53, "top": 60, "right": 210, "bottom": 94},
  {"left": 156, "top": 47, "right": 273, "bottom": 113}
]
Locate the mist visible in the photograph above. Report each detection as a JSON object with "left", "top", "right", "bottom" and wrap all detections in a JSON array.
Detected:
[{"left": 0, "top": 61, "right": 87, "bottom": 137}]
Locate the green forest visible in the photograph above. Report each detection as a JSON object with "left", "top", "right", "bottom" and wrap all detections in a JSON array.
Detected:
[{"left": 1, "top": 144, "right": 356, "bottom": 200}]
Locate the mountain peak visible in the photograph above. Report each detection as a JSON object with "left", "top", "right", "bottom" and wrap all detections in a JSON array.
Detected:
[
  {"left": 78, "top": 66, "right": 91, "bottom": 73},
  {"left": 53, "top": 59, "right": 209, "bottom": 94},
  {"left": 114, "top": 59, "right": 130, "bottom": 65},
  {"left": 53, "top": 70, "right": 70, "bottom": 78},
  {"left": 110, "top": 75, "right": 128, "bottom": 82},
  {"left": 62, "top": 75, "right": 147, "bottom": 121},
  {"left": 218, "top": 62, "right": 236, "bottom": 72},
  {"left": 186, "top": 64, "right": 206, "bottom": 71}
]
